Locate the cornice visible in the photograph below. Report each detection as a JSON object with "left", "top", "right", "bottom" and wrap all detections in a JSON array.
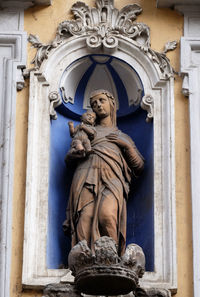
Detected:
[
  {"left": 34, "top": 0, "right": 52, "bottom": 5},
  {"left": 175, "top": 4, "right": 200, "bottom": 15},
  {"left": 157, "top": 0, "right": 200, "bottom": 8},
  {"left": 0, "top": 0, "right": 51, "bottom": 9}
]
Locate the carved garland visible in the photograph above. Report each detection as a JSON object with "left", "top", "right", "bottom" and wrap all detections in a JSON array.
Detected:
[{"left": 27, "top": 0, "right": 177, "bottom": 76}]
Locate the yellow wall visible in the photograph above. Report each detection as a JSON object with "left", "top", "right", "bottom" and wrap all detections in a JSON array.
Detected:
[{"left": 11, "top": 1, "right": 193, "bottom": 296}]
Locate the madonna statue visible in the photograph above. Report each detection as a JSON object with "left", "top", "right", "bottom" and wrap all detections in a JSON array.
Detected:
[{"left": 63, "top": 89, "right": 144, "bottom": 256}]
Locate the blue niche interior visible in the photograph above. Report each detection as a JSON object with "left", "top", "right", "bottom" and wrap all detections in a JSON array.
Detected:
[{"left": 47, "top": 54, "right": 154, "bottom": 271}]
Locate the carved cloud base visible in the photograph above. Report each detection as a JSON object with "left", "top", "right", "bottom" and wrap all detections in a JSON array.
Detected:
[
  {"left": 43, "top": 237, "right": 172, "bottom": 297},
  {"left": 42, "top": 237, "right": 171, "bottom": 297},
  {"left": 67, "top": 236, "right": 145, "bottom": 296}
]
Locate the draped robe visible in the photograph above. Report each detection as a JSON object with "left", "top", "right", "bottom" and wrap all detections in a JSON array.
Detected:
[{"left": 64, "top": 125, "right": 144, "bottom": 255}]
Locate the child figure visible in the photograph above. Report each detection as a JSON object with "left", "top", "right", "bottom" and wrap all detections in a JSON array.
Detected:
[{"left": 67, "top": 110, "right": 96, "bottom": 159}]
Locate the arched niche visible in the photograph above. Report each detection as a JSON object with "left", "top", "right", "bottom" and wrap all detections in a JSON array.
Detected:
[
  {"left": 23, "top": 31, "right": 176, "bottom": 293},
  {"left": 47, "top": 52, "right": 154, "bottom": 270}
]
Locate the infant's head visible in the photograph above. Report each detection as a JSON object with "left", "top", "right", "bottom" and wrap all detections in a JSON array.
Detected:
[{"left": 81, "top": 111, "right": 96, "bottom": 125}]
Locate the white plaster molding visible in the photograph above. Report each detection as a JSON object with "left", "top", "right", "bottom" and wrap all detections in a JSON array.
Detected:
[
  {"left": 175, "top": 5, "right": 200, "bottom": 38},
  {"left": 0, "top": 31, "right": 27, "bottom": 297},
  {"left": 0, "top": 8, "right": 28, "bottom": 89},
  {"left": 23, "top": 34, "right": 177, "bottom": 293},
  {"left": 59, "top": 55, "right": 144, "bottom": 111},
  {"left": 0, "top": 7, "right": 28, "bottom": 297},
  {"left": 0, "top": 2, "right": 51, "bottom": 296},
  {"left": 0, "top": 8, "right": 24, "bottom": 31}
]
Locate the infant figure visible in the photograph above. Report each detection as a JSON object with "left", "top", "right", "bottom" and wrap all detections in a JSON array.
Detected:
[{"left": 67, "top": 111, "right": 96, "bottom": 159}]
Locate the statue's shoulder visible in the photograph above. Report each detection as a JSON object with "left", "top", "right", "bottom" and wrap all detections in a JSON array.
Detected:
[{"left": 118, "top": 130, "right": 135, "bottom": 145}]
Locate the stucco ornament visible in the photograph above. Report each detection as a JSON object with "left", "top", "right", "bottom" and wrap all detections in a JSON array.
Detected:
[
  {"left": 57, "top": 1, "right": 149, "bottom": 51},
  {"left": 28, "top": 0, "right": 177, "bottom": 78},
  {"left": 141, "top": 94, "right": 154, "bottom": 122},
  {"left": 28, "top": 34, "right": 61, "bottom": 69},
  {"left": 48, "top": 91, "right": 62, "bottom": 120}
]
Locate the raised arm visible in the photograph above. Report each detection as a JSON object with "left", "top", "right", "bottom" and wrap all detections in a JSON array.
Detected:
[{"left": 68, "top": 121, "right": 79, "bottom": 137}]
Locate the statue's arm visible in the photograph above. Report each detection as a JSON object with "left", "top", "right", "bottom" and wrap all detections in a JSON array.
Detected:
[
  {"left": 68, "top": 122, "right": 79, "bottom": 137},
  {"left": 124, "top": 144, "right": 144, "bottom": 177},
  {"left": 120, "top": 134, "right": 144, "bottom": 176}
]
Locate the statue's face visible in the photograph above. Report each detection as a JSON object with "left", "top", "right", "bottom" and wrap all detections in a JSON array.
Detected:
[
  {"left": 90, "top": 94, "right": 110, "bottom": 118},
  {"left": 82, "top": 112, "right": 96, "bottom": 125}
]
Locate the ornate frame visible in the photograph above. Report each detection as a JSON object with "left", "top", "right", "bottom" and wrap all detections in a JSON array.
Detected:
[{"left": 22, "top": 0, "right": 177, "bottom": 292}]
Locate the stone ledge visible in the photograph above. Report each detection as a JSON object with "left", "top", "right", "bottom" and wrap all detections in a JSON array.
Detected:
[
  {"left": 157, "top": 0, "right": 200, "bottom": 8},
  {"left": 0, "top": 0, "right": 52, "bottom": 9},
  {"left": 34, "top": 0, "right": 52, "bottom": 5}
]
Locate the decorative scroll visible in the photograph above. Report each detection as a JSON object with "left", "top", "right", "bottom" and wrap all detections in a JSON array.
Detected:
[
  {"left": 28, "top": 34, "right": 61, "bottom": 69},
  {"left": 48, "top": 91, "right": 62, "bottom": 119},
  {"left": 27, "top": 0, "right": 177, "bottom": 78},
  {"left": 60, "top": 86, "right": 74, "bottom": 104},
  {"left": 141, "top": 94, "right": 154, "bottom": 122}
]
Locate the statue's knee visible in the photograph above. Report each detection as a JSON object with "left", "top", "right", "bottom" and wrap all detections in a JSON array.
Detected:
[
  {"left": 79, "top": 203, "right": 94, "bottom": 224},
  {"left": 99, "top": 210, "right": 116, "bottom": 228}
]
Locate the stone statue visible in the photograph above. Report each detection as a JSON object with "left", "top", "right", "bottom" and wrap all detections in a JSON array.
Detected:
[
  {"left": 63, "top": 89, "right": 144, "bottom": 257},
  {"left": 67, "top": 111, "right": 96, "bottom": 159}
]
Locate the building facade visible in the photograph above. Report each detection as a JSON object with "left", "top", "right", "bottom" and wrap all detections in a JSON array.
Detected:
[{"left": 0, "top": 0, "right": 199, "bottom": 296}]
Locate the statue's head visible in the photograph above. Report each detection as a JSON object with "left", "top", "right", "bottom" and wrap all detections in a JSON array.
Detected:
[
  {"left": 89, "top": 89, "right": 117, "bottom": 126},
  {"left": 81, "top": 110, "right": 96, "bottom": 126}
]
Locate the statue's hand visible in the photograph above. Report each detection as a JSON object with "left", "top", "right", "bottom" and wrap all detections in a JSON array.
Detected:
[{"left": 106, "top": 133, "right": 131, "bottom": 150}]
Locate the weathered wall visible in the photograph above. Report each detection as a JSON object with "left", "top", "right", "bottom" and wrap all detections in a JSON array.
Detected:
[{"left": 10, "top": 0, "right": 193, "bottom": 296}]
